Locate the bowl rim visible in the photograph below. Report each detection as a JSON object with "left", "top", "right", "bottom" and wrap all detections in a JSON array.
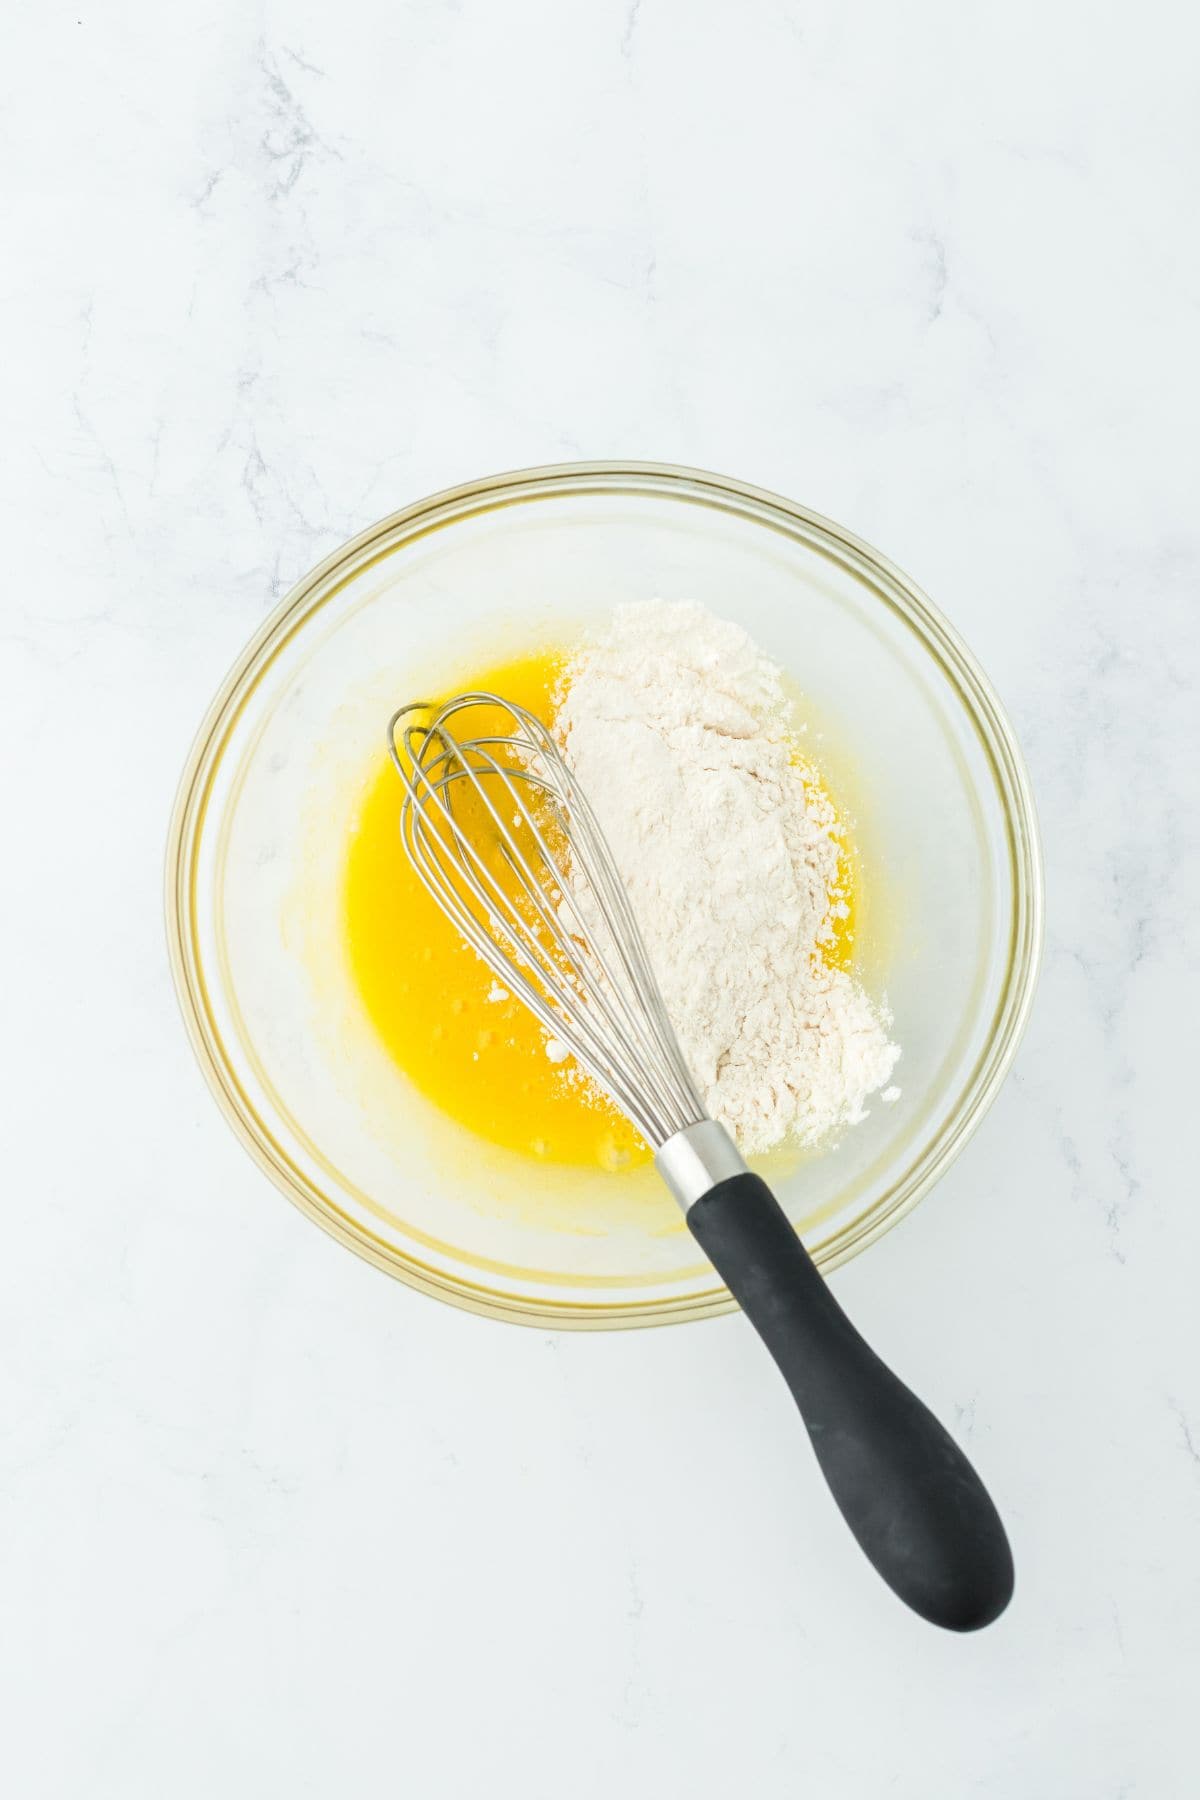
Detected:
[{"left": 165, "top": 460, "right": 1044, "bottom": 1329}]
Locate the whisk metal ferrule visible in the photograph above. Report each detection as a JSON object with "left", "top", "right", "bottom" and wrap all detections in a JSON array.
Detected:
[{"left": 655, "top": 1120, "right": 748, "bottom": 1212}]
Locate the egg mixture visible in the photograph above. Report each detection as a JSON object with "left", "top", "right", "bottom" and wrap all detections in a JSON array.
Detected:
[{"left": 342, "top": 644, "right": 859, "bottom": 1170}]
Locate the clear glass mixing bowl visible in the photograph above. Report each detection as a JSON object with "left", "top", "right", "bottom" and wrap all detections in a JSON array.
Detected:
[{"left": 165, "top": 463, "right": 1042, "bottom": 1327}]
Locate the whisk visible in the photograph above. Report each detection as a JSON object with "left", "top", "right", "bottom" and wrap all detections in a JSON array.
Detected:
[{"left": 388, "top": 692, "right": 1013, "bottom": 1631}]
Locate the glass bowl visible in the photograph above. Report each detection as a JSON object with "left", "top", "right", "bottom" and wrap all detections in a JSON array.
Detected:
[{"left": 165, "top": 463, "right": 1042, "bottom": 1327}]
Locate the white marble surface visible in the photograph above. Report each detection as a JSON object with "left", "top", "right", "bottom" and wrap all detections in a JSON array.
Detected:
[{"left": 4, "top": 2, "right": 1198, "bottom": 1794}]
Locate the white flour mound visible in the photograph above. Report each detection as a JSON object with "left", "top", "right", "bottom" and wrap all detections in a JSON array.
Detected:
[{"left": 554, "top": 599, "right": 900, "bottom": 1154}]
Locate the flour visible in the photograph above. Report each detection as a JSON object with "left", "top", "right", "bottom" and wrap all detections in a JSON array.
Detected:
[{"left": 553, "top": 600, "right": 900, "bottom": 1154}]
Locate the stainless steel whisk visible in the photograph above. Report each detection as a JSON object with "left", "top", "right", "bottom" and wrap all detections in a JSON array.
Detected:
[{"left": 389, "top": 691, "right": 1014, "bottom": 1632}]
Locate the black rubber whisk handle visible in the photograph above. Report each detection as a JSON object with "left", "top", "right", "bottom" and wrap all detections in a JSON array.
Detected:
[{"left": 687, "top": 1171, "right": 1013, "bottom": 1631}]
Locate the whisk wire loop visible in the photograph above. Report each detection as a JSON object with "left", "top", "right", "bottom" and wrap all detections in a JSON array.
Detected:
[{"left": 387, "top": 692, "right": 706, "bottom": 1147}]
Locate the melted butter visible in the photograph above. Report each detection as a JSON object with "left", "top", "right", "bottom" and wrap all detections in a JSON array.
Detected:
[{"left": 342, "top": 644, "right": 859, "bottom": 1169}]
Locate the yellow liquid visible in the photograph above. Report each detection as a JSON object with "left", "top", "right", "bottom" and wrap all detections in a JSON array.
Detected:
[{"left": 342, "top": 645, "right": 858, "bottom": 1170}]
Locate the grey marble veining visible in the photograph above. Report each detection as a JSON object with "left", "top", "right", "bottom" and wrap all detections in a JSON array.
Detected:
[{"left": 2, "top": 2, "right": 1197, "bottom": 1795}]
